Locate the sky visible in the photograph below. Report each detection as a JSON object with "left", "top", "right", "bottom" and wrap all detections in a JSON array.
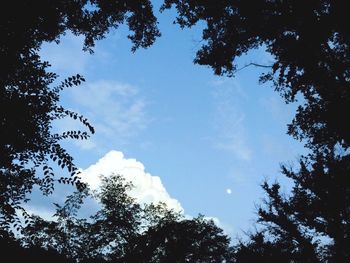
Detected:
[{"left": 28, "top": 4, "right": 307, "bottom": 238}]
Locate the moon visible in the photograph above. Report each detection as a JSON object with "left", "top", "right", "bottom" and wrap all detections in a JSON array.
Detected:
[{"left": 226, "top": 188, "right": 232, "bottom": 194}]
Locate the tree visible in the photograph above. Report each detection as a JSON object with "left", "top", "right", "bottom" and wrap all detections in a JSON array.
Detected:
[
  {"left": 22, "top": 175, "right": 142, "bottom": 261},
  {"left": 22, "top": 174, "right": 233, "bottom": 262},
  {"left": 233, "top": 232, "right": 295, "bottom": 262},
  {"left": 124, "top": 215, "right": 234, "bottom": 263},
  {"left": 240, "top": 151, "right": 350, "bottom": 262},
  {"left": 85, "top": 175, "right": 144, "bottom": 261},
  {"left": 1, "top": 0, "right": 160, "bottom": 229},
  {"left": 0, "top": 71, "right": 91, "bottom": 230},
  {"left": 162, "top": 1, "right": 350, "bottom": 261}
]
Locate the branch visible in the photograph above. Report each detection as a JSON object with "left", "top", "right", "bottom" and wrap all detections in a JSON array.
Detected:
[{"left": 234, "top": 62, "right": 273, "bottom": 74}]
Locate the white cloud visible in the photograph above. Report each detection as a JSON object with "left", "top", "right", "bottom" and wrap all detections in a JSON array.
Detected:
[
  {"left": 80, "top": 150, "right": 183, "bottom": 213},
  {"left": 211, "top": 78, "right": 252, "bottom": 161},
  {"left": 25, "top": 151, "right": 230, "bottom": 236}
]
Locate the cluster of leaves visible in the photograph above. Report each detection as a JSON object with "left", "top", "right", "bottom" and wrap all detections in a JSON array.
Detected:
[
  {"left": 20, "top": 174, "right": 233, "bottom": 262},
  {"left": 1, "top": 0, "right": 160, "bottom": 230},
  {"left": 162, "top": 1, "right": 350, "bottom": 262}
]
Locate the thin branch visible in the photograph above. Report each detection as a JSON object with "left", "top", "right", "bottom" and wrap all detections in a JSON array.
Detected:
[{"left": 234, "top": 62, "right": 273, "bottom": 74}]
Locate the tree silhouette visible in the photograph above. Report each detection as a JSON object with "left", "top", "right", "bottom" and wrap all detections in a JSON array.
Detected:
[
  {"left": 1, "top": 0, "right": 160, "bottom": 229},
  {"left": 22, "top": 174, "right": 233, "bottom": 262},
  {"left": 124, "top": 215, "right": 234, "bottom": 263},
  {"left": 162, "top": 1, "right": 350, "bottom": 261},
  {"left": 4, "top": 1, "right": 350, "bottom": 261},
  {"left": 233, "top": 232, "right": 294, "bottom": 262},
  {"left": 245, "top": 150, "right": 350, "bottom": 262},
  {"left": 0, "top": 234, "right": 74, "bottom": 263}
]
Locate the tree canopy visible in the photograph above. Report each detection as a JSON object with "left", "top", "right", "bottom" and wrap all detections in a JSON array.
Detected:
[
  {"left": 1, "top": 0, "right": 160, "bottom": 228},
  {"left": 2, "top": 1, "right": 350, "bottom": 262},
  {"left": 21, "top": 175, "right": 233, "bottom": 262}
]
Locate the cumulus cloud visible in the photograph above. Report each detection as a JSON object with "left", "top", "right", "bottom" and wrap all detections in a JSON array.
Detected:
[
  {"left": 80, "top": 150, "right": 183, "bottom": 213},
  {"left": 25, "top": 151, "right": 231, "bottom": 236}
]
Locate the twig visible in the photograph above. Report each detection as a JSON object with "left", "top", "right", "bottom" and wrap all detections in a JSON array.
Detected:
[{"left": 234, "top": 62, "right": 273, "bottom": 74}]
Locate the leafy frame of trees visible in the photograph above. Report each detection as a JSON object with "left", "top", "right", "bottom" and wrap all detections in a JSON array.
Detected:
[{"left": 1, "top": 0, "right": 350, "bottom": 262}]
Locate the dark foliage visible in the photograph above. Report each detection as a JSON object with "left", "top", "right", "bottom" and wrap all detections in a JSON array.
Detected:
[
  {"left": 233, "top": 232, "right": 294, "bottom": 262},
  {"left": 0, "top": 69, "right": 92, "bottom": 230},
  {"left": 242, "top": 151, "right": 350, "bottom": 262},
  {"left": 3, "top": 1, "right": 349, "bottom": 261},
  {"left": 125, "top": 216, "right": 233, "bottom": 262},
  {"left": 0, "top": 235, "right": 74, "bottom": 263},
  {"left": 22, "top": 175, "right": 233, "bottom": 262},
  {"left": 1, "top": 0, "right": 160, "bottom": 229}
]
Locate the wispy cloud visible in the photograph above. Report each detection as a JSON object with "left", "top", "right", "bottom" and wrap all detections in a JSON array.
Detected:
[
  {"left": 40, "top": 31, "right": 113, "bottom": 75},
  {"left": 40, "top": 33, "right": 90, "bottom": 74},
  {"left": 259, "top": 95, "right": 293, "bottom": 124},
  {"left": 211, "top": 78, "right": 252, "bottom": 161},
  {"left": 57, "top": 80, "right": 149, "bottom": 151}
]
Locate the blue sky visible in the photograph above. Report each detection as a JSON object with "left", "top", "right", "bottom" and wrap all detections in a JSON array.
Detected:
[{"left": 30, "top": 6, "right": 307, "bottom": 237}]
